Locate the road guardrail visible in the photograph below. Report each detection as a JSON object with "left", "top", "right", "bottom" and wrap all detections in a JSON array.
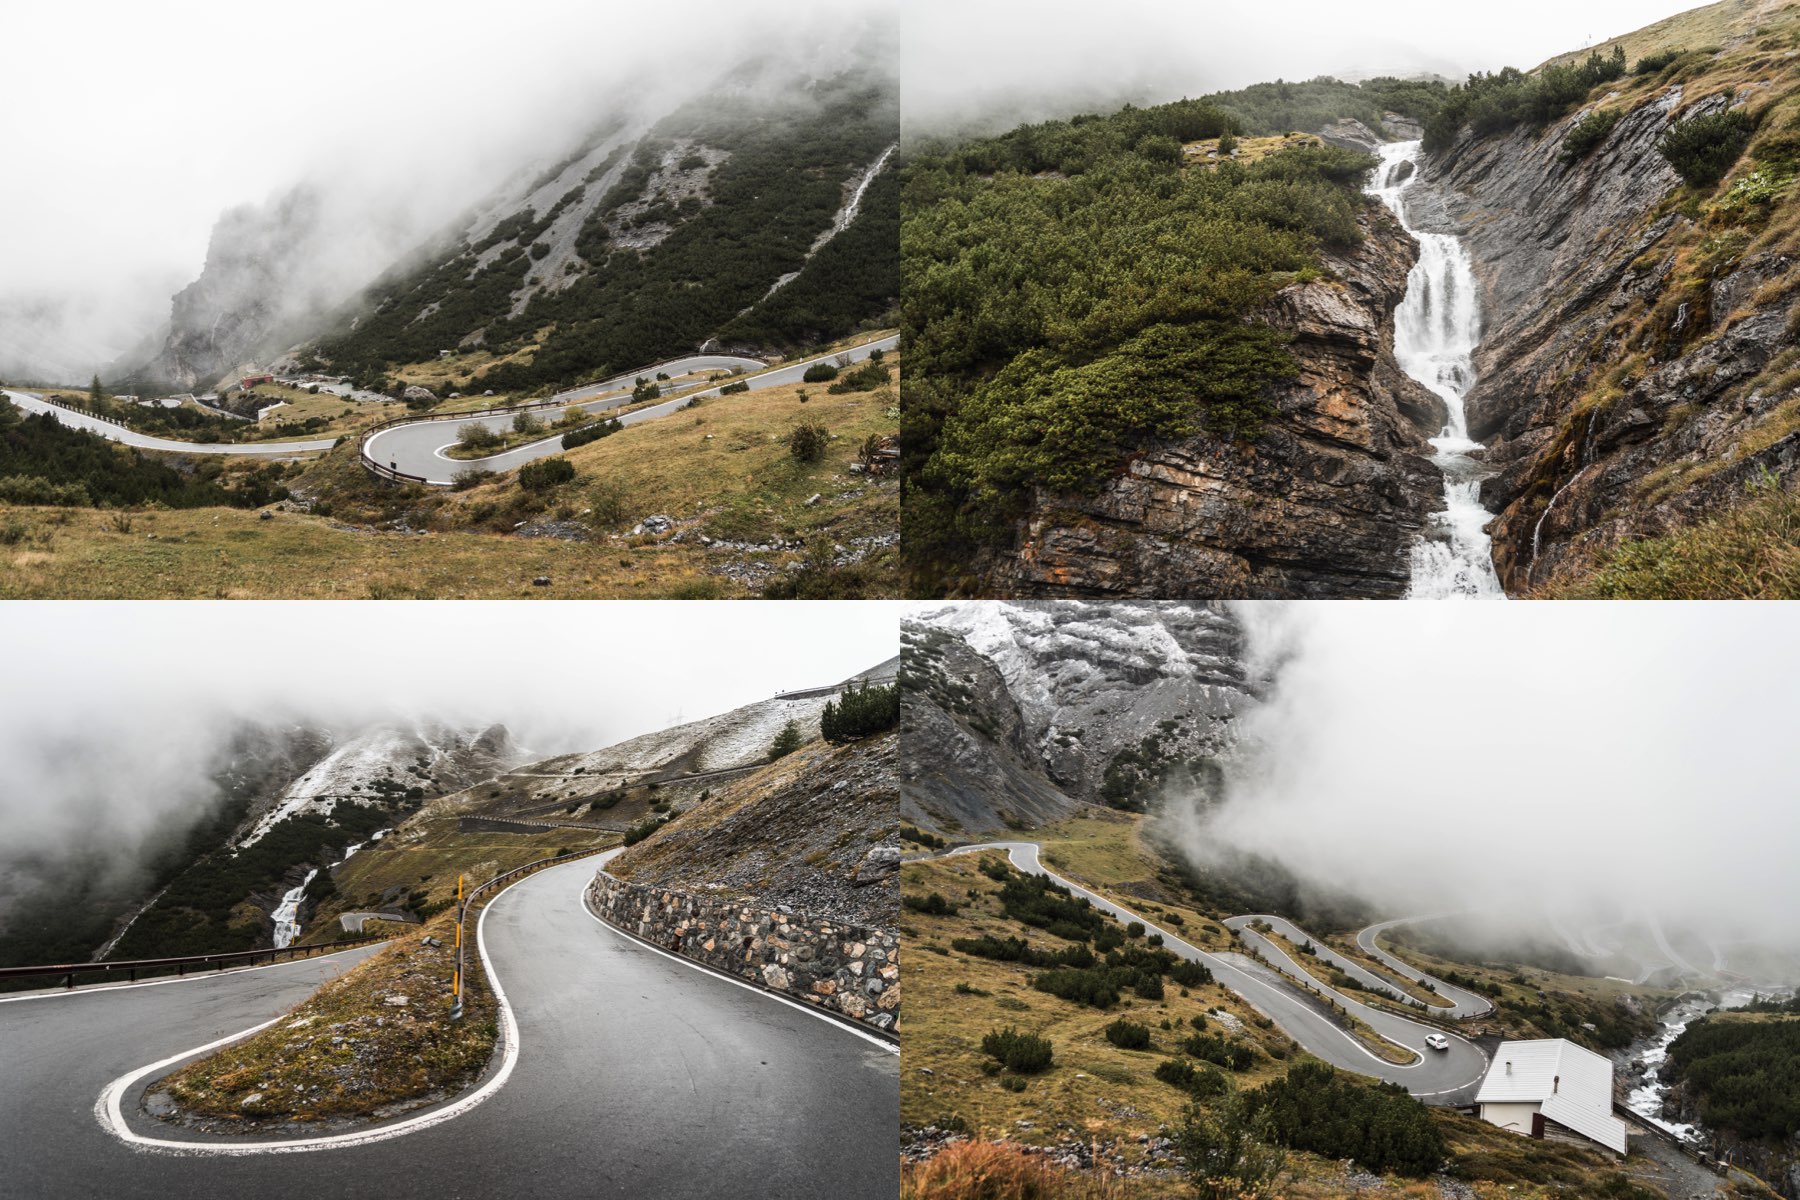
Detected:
[{"left": 0, "top": 934, "right": 392, "bottom": 992}]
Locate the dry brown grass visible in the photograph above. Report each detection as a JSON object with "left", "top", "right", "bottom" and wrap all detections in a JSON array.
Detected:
[
  {"left": 160, "top": 907, "right": 494, "bottom": 1123},
  {"left": 901, "top": 1142, "right": 1129, "bottom": 1200}
]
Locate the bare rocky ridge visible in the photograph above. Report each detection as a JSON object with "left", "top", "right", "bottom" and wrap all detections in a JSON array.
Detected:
[
  {"left": 901, "top": 603, "right": 1256, "bottom": 832},
  {"left": 976, "top": 204, "right": 1447, "bottom": 598},
  {"left": 1409, "top": 81, "right": 1798, "bottom": 591},
  {"left": 611, "top": 732, "right": 898, "bottom": 930}
]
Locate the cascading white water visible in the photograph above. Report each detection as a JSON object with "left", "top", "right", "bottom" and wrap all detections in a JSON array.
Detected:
[
  {"left": 1367, "top": 141, "right": 1505, "bottom": 598},
  {"left": 271, "top": 869, "right": 318, "bottom": 950},
  {"left": 1625, "top": 986, "right": 1767, "bottom": 1141},
  {"left": 268, "top": 829, "right": 389, "bottom": 949}
]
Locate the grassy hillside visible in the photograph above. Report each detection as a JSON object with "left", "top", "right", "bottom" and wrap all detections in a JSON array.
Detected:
[
  {"left": 0, "top": 349, "right": 898, "bottom": 598},
  {"left": 1538, "top": 0, "right": 1775, "bottom": 71},
  {"left": 900, "top": 828, "right": 1682, "bottom": 1198}
]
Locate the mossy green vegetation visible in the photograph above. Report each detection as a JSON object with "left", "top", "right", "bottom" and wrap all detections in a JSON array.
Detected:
[
  {"left": 901, "top": 95, "right": 1380, "bottom": 588},
  {"left": 1423, "top": 48, "right": 1629, "bottom": 153}
]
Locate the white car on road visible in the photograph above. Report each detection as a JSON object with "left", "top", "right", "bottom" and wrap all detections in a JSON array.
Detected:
[{"left": 1424, "top": 1033, "right": 1450, "bottom": 1051}]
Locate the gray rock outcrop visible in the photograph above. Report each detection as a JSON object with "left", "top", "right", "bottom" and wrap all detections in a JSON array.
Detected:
[
  {"left": 1407, "top": 82, "right": 1797, "bottom": 591},
  {"left": 975, "top": 205, "right": 1446, "bottom": 598}
]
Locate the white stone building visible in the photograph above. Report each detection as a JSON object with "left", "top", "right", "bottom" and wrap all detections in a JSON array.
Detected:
[{"left": 1474, "top": 1038, "right": 1628, "bottom": 1155}]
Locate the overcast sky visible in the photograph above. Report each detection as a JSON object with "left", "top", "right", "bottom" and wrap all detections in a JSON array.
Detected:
[
  {"left": 903, "top": 0, "right": 1705, "bottom": 134},
  {"left": 0, "top": 600, "right": 899, "bottom": 866},
  {"left": 1187, "top": 601, "right": 1800, "bottom": 954},
  {"left": 0, "top": 0, "right": 891, "bottom": 377}
]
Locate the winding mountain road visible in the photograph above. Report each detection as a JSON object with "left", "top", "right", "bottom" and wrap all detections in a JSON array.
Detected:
[
  {"left": 1356, "top": 917, "right": 1496, "bottom": 1016},
  {"left": 0, "top": 854, "right": 897, "bottom": 1198},
  {"left": 363, "top": 335, "right": 899, "bottom": 485},
  {"left": 945, "top": 842, "right": 1488, "bottom": 1103},
  {"left": 2, "top": 389, "right": 336, "bottom": 455}
]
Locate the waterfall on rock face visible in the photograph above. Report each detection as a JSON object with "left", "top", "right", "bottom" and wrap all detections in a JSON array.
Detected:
[
  {"left": 271, "top": 868, "right": 318, "bottom": 949},
  {"left": 1368, "top": 141, "right": 1505, "bottom": 598}
]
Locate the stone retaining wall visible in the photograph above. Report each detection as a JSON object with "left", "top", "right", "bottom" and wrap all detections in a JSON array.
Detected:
[{"left": 586, "top": 870, "right": 899, "bottom": 1033}]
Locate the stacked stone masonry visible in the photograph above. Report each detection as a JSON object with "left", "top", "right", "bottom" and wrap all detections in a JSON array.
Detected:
[{"left": 586, "top": 870, "right": 899, "bottom": 1033}]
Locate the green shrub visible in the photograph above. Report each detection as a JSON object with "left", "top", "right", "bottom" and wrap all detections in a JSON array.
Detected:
[
  {"left": 0, "top": 474, "right": 92, "bottom": 506},
  {"left": 518, "top": 456, "right": 576, "bottom": 491},
  {"left": 1660, "top": 109, "right": 1755, "bottom": 187},
  {"left": 980, "top": 1026, "right": 1054, "bottom": 1073},
  {"left": 1104, "top": 1019, "right": 1152, "bottom": 1050},
  {"left": 990, "top": 871, "right": 1108, "bottom": 941},
  {"left": 1171, "top": 958, "right": 1212, "bottom": 987},
  {"left": 952, "top": 935, "right": 1095, "bottom": 969},
  {"left": 512, "top": 411, "right": 544, "bottom": 436},
  {"left": 819, "top": 680, "right": 899, "bottom": 742},
  {"left": 622, "top": 814, "right": 672, "bottom": 846},
  {"left": 1634, "top": 48, "right": 1687, "bottom": 75},
  {"left": 802, "top": 362, "right": 840, "bottom": 383},
  {"left": 1183, "top": 1033, "right": 1256, "bottom": 1070},
  {"left": 1033, "top": 967, "right": 1121, "bottom": 1008},
  {"left": 1560, "top": 108, "right": 1621, "bottom": 164},
  {"left": 768, "top": 719, "right": 802, "bottom": 760},
  {"left": 1174, "top": 1091, "right": 1288, "bottom": 1200},
  {"left": 1246, "top": 1062, "right": 1447, "bottom": 1175},
  {"left": 720, "top": 380, "right": 750, "bottom": 395},
  {"left": 457, "top": 422, "right": 502, "bottom": 451},
  {"left": 787, "top": 421, "right": 830, "bottom": 463},
  {"left": 827, "top": 360, "right": 891, "bottom": 393},
  {"left": 451, "top": 467, "right": 492, "bottom": 491},
  {"left": 1156, "top": 1057, "right": 1229, "bottom": 1097},
  {"left": 1423, "top": 47, "right": 1627, "bottom": 153},
  {"left": 903, "top": 892, "right": 961, "bottom": 916},
  {"left": 562, "top": 417, "right": 622, "bottom": 450}
]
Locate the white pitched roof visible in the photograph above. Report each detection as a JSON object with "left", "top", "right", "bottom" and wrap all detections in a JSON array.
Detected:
[{"left": 1476, "top": 1039, "right": 1627, "bottom": 1154}]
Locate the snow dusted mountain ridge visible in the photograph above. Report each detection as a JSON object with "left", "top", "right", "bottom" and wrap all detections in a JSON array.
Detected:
[{"left": 237, "top": 720, "right": 519, "bottom": 846}]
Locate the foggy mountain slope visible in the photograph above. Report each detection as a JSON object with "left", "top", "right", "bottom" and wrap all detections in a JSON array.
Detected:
[
  {"left": 306, "top": 65, "right": 898, "bottom": 393},
  {"left": 0, "top": 721, "right": 334, "bottom": 972},
  {"left": 128, "top": 60, "right": 899, "bottom": 396},
  {"left": 95, "top": 718, "right": 522, "bottom": 961},
  {"left": 901, "top": 603, "right": 1257, "bottom": 832}
]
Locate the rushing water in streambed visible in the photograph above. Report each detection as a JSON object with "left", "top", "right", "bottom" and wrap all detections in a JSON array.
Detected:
[
  {"left": 1367, "top": 142, "right": 1505, "bottom": 598},
  {"left": 1625, "top": 987, "right": 1766, "bottom": 1142}
]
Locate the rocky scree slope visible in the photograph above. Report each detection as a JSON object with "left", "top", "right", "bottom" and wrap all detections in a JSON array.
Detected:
[
  {"left": 609, "top": 732, "right": 899, "bottom": 930},
  {"left": 1406, "top": 15, "right": 1800, "bottom": 592},
  {"left": 901, "top": 602, "right": 1256, "bottom": 834},
  {"left": 977, "top": 203, "right": 1447, "bottom": 599}
]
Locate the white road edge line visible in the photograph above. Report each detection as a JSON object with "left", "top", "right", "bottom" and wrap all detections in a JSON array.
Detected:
[
  {"left": 92, "top": 869, "right": 528, "bottom": 1156},
  {"left": 575, "top": 874, "right": 899, "bottom": 1055}
]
